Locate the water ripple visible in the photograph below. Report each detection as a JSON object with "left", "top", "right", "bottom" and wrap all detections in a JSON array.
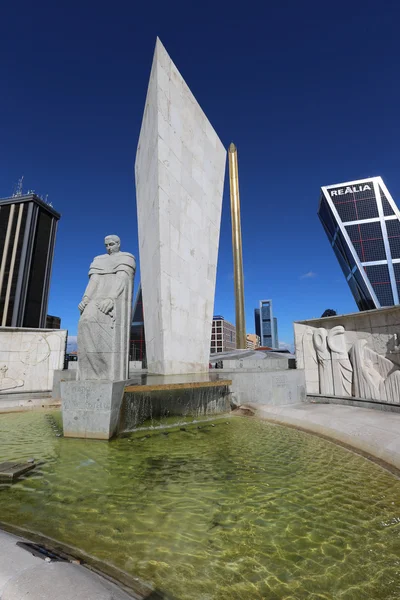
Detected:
[{"left": 0, "top": 412, "right": 400, "bottom": 599}]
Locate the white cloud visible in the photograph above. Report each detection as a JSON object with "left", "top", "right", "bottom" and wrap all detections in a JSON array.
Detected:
[
  {"left": 279, "top": 341, "right": 294, "bottom": 353},
  {"left": 67, "top": 336, "right": 77, "bottom": 352},
  {"left": 300, "top": 271, "right": 317, "bottom": 279}
]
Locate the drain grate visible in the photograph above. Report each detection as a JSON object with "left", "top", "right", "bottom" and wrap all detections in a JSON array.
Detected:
[{"left": 16, "top": 542, "right": 70, "bottom": 562}]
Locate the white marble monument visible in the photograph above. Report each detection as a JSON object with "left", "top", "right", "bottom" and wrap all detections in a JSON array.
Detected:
[
  {"left": 77, "top": 235, "right": 135, "bottom": 381},
  {"left": 61, "top": 235, "right": 135, "bottom": 439},
  {"left": 135, "top": 38, "right": 226, "bottom": 375}
]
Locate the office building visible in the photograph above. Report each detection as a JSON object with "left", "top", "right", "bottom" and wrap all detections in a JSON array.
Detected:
[
  {"left": 210, "top": 316, "right": 236, "bottom": 354},
  {"left": 45, "top": 315, "right": 61, "bottom": 329},
  {"left": 273, "top": 317, "right": 279, "bottom": 348},
  {"left": 0, "top": 193, "right": 60, "bottom": 328},
  {"left": 246, "top": 333, "right": 260, "bottom": 350},
  {"left": 255, "top": 300, "right": 278, "bottom": 348},
  {"left": 319, "top": 177, "right": 400, "bottom": 310}
]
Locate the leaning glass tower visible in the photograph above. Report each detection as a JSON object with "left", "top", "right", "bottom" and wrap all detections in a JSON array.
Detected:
[{"left": 318, "top": 177, "right": 400, "bottom": 310}]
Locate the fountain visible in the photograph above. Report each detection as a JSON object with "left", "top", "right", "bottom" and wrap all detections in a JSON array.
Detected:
[
  {"left": 4, "top": 37, "right": 400, "bottom": 600},
  {"left": 61, "top": 39, "right": 230, "bottom": 440}
]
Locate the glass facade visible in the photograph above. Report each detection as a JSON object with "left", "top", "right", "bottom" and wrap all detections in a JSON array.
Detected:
[
  {"left": 318, "top": 177, "right": 400, "bottom": 310},
  {"left": 23, "top": 208, "right": 53, "bottom": 327},
  {"left": 254, "top": 300, "right": 278, "bottom": 348},
  {"left": 0, "top": 195, "right": 59, "bottom": 327}
]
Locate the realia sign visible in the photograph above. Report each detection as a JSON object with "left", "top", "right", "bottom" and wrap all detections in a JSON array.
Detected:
[{"left": 330, "top": 184, "right": 372, "bottom": 197}]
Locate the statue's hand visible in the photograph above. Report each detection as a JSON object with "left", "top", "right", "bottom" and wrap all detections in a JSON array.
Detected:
[
  {"left": 78, "top": 297, "right": 89, "bottom": 313},
  {"left": 97, "top": 298, "right": 114, "bottom": 314}
]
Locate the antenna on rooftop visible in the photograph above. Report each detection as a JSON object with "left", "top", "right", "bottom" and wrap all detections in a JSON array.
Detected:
[{"left": 12, "top": 176, "right": 24, "bottom": 197}]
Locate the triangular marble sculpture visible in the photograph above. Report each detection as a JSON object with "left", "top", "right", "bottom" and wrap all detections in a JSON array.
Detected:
[{"left": 135, "top": 39, "right": 226, "bottom": 375}]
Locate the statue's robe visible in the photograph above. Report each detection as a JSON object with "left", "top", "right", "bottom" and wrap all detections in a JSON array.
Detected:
[{"left": 77, "top": 252, "right": 135, "bottom": 381}]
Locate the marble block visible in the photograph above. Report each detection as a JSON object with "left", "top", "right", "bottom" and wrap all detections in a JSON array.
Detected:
[
  {"left": 135, "top": 38, "right": 226, "bottom": 375},
  {"left": 61, "top": 380, "right": 126, "bottom": 439},
  {"left": 52, "top": 368, "right": 77, "bottom": 399},
  {"left": 0, "top": 327, "right": 67, "bottom": 394}
]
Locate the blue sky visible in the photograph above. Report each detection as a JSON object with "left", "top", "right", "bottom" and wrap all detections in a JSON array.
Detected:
[{"left": 1, "top": 0, "right": 400, "bottom": 349}]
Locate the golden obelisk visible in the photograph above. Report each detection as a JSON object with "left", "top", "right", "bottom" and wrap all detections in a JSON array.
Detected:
[{"left": 228, "top": 143, "right": 246, "bottom": 349}]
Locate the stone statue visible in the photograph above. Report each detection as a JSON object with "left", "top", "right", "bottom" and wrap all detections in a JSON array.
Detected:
[
  {"left": 77, "top": 235, "right": 136, "bottom": 381},
  {"left": 313, "top": 328, "right": 334, "bottom": 395},
  {"left": 327, "top": 325, "right": 353, "bottom": 396}
]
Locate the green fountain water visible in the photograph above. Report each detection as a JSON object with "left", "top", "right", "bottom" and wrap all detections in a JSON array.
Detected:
[{"left": 1, "top": 410, "right": 400, "bottom": 599}]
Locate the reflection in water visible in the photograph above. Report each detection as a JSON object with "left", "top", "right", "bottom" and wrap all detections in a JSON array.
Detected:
[{"left": 1, "top": 411, "right": 400, "bottom": 599}]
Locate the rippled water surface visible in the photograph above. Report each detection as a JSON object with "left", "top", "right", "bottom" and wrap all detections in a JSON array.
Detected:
[{"left": 1, "top": 411, "right": 400, "bottom": 599}]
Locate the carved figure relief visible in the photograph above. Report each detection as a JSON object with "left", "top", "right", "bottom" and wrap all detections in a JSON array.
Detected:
[
  {"left": 302, "top": 328, "right": 317, "bottom": 367},
  {"left": 302, "top": 322, "right": 400, "bottom": 404},
  {"left": 302, "top": 328, "right": 319, "bottom": 393},
  {"left": 349, "top": 339, "right": 400, "bottom": 403},
  {"left": 327, "top": 326, "right": 353, "bottom": 397},
  {"left": 20, "top": 334, "right": 51, "bottom": 366},
  {"left": 0, "top": 365, "right": 24, "bottom": 391},
  {"left": 313, "top": 328, "right": 334, "bottom": 395}
]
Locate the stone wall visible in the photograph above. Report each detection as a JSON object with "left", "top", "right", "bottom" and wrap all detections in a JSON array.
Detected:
[
  {"left": 226, "top": 368, "right": 306, "bottom": 407},
  {"left": 0, "top": 327, "right": 67, "bottom": 395},
  {"left": 294, "top": 306, "right": 400, "bottom": 401}
]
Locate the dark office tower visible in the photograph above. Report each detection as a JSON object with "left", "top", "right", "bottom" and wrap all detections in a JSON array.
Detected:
[
  {"left": 130, "top": 284, "right": 146, "bottom": 362},
  {"left": 254, "top": 300, "right": 277, "bottom": 348},
  {"left": 318, "top": 177, "right": 400, "bottom": 311},
  {"left": 254, "top": 308, "right": 260, "bottom": 340},
  {"left": 0, "top": 193, "right": 60, "bottom": 327}
]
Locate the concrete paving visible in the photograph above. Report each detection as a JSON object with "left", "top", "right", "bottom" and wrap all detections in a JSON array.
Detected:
[
  {"left": 244, "top": 401, "right": 400, "bottom": 472},
  {"left": 0, "top": 530, "right": 140, "bottom": 600}
]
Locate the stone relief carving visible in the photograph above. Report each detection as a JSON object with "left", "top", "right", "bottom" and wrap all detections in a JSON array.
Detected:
[
  {"left": 313, "top": 328, "right": 334, "bottom": 395},
  {"left": 20, "top": 334, "right": 51, "bottom": 366},
  {"left": 0, "top": 365, "right": 24, "bottom": 391},
  {"left": 349, "top": 339, "right": 400, "bottom": 404},
  {"left": 302, "top": 327, "right": 317, "bottom": 370},
  {"left": 77, "top": 235, "right": 136, "bottom": 381},
  {"left": 327, "top": 326, "right": 353, "bottom": 397},
  {"left": 304, "top": 323, "right": 400, "bottom": 404}
]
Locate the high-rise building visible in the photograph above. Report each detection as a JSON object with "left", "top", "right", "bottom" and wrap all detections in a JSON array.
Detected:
[
  {"left": 255, "top": 300, "right": 278, "bottom": 348},
  {"left": 210, "top": 316, "right": 236, "bottom": 354},
  {"left": 273, "top": 317, "right": 279, "bottom": 349},
  {"left": 318, "top": 177, "right": 400, "bottom": 310},
  {"left": 0, "top": 193, "right": 60, "bottom": 327}
]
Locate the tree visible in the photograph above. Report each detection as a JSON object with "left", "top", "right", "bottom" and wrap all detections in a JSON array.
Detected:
[{"left": 321, "top": 309, "right": 337, "bottom": 318}]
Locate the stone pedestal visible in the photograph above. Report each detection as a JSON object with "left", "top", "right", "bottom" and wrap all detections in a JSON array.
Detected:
[
  {"left": 52, "top": 369, "right": 77, "bottom": 400},
  {"left": 61, "top": 380, "right": 126, "bottom": 439}
]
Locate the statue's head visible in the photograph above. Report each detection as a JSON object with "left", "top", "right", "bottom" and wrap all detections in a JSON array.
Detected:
[{"left": 105, "top": 235, "right": 120, "bottom": 255}]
